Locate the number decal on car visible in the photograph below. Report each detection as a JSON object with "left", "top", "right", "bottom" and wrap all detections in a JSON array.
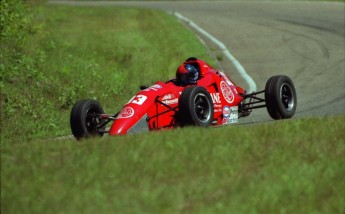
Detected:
[{"left": 128, "top": 95, "right": 147, "bottom": 105}]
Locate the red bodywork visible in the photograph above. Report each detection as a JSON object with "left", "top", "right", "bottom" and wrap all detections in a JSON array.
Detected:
[{"left": 109, "top": 59, "right": 245, "bottom": 136}]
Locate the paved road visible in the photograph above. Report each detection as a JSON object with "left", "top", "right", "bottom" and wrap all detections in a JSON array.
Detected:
[{"left": 50, "top": 1, "right": 345, "bottom": 123}]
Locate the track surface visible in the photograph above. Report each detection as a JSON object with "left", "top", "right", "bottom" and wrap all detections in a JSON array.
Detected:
[{"left": 50, "top": 1, "right": 345, "bottom": 123}]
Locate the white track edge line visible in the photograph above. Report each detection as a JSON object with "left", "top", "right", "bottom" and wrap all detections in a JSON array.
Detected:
[{"left": 174, "top": 12, "right": 257, "bottom": 93}]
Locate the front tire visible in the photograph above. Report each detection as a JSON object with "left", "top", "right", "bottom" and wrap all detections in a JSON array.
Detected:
[
  {"left": 178, "top": 86, "right": 214, "bottom": 126},
  {"left": 70, "top": 99, "right": 105, "bottom": 140},
  {"left": 265, "top": 75, "right": 297, "bottom": 119}
]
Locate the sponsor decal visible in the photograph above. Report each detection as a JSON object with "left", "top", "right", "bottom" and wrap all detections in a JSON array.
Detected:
[
  {"left": 128, "top": 94, "right": 147, "bottom": 105},
  {"left": 117, "top": 107, "right": 134, "bottom": 119},
  {"left": 214, "top": 108, "right": 222, "bottom": 113},
  {"left": 162, "top": 93, "right": 175, "bottom": 100},
  {"left": 161, "top": 94, "right": 178, "bottom": 105},
  {"left": 228, "top": 106, "right": 239, "bottom": 124},
  {"left": 143, "top": 84, "right": 162, "bottom": 91},
  {"left": 210, "top": 93, "right": 221, "bottom": 104},
  {"left": 220, "top": 81, "right": 235, "bottom": 104},
  {"left": 223, "top": 106, "right": 231, "bottom": 118},
  {"left": 219, "top": 71, "right": 239, "bottom": 94},
  {"left": 162, "top": 98, "right": 178, "bottom": 105},
  {"left": 222, "top": 106, "right": 238, "bottom": 124}
]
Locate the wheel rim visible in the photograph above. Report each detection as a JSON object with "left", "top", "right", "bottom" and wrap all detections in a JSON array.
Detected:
[
  {"left": 86, "top": 108, "right": 101, "bottom": 134},
  {"left": 280, "top": 83, "right": 295, "bottom": 112},
  {"left": 193, "top": 93, "right": 211, "bottom": 122}
]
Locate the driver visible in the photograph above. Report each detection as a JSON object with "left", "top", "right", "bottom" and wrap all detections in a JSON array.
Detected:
[{"left": 176, "top": 62, "right": 199, "bottom": 85}]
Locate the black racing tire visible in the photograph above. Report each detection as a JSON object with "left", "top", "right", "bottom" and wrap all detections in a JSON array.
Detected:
[
  {"left": 70, "top": 99, "right": 105, "bottom": 140},
  {"left": 178, "top": 86, "right": 214, "bottom": 126},
  {"left": 265, "top": 75, "right": 297, "bottom": 119}
]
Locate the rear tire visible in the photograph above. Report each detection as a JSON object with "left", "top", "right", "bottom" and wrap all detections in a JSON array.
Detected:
[
  {"left": 70, "top": 99, "right": 105, "bottom": 140},
  {"left": 265, "top": 75, "right": 297, "bottom": 119},
  {"left": 178, "top": 86, "right": 214, "bottom": 126}
]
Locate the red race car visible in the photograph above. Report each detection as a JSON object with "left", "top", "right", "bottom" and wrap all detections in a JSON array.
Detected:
[{"left": 70, "top": 57, "right": 297, "bottom": 140}]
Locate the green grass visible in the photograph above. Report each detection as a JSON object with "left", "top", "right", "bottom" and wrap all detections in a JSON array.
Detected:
[
  {"left": 1, "top": 2, "right": 344, "bottom": 214},
  {"left": 2, "top": 116, "right": 344, "bottom": 213}
]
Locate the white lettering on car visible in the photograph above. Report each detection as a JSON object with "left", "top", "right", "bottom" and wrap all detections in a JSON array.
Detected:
[
  {"left": 162, "top": 94, "right": 175, "bottom": 100},
  {"left": 162, "top": 98, "right": 178, "bottom": 105},
  {"left": 161, "top": 94, "right": 178, "bottom": 105},
  {"left": 210, "top": 93, "right": 221, "bottom": 104}
]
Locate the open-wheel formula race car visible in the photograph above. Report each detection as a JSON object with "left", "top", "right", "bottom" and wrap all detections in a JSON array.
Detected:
[{"left": 70, "top": 57, "right": 297, "bottom": 140}]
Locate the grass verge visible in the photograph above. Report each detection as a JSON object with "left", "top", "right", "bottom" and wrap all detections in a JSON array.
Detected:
[{"left": 1, "top": 116, "right": 344, "bottom": 213}]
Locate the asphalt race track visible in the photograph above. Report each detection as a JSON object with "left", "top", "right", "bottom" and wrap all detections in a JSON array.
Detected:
[{"left": 50, "top": 1, "right": 345, "bottom": 124}]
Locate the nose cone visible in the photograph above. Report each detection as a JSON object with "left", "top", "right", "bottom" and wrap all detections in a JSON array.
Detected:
[
  {"left": 109, "top": 104, "right": 148, "bottom": 136},
  {"left": 108, "top": 82, "right": 173, "bottom": 136}
]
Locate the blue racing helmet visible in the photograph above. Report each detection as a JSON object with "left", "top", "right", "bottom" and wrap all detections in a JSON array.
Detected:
[{"left": 176, "top": 64, "right": 199, "bottom": 85}]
